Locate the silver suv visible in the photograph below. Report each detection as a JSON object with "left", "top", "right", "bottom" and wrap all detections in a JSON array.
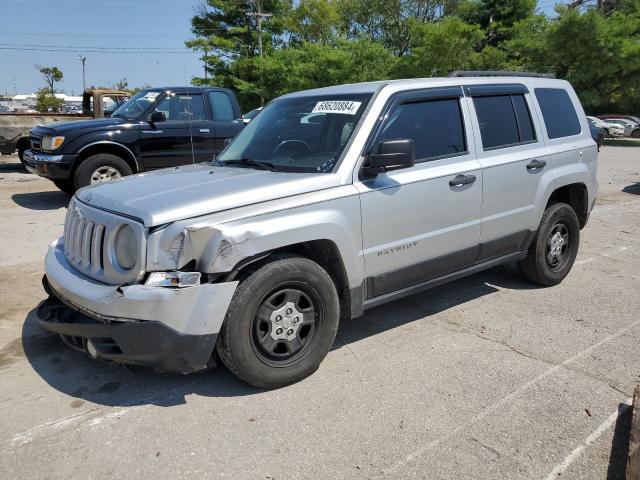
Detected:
[{"left": 38, "top": 72, "right": 598, "bottom": 388}]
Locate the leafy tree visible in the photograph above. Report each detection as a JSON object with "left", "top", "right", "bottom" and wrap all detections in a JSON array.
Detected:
[
  {"left": 395, "top": 17, "right": 484, "bottom": 77},
  {"left": 544, "top": 6, "right": 640, "bottom": 112},
  {"left": 114, "top": 78, "right": 129, "bottom": 90},
  {"left": 39, "top": 66, "right": 63, "bottom": 95},
  {"left": 35, "top": 88, "right": 64, "bottom": 113}
]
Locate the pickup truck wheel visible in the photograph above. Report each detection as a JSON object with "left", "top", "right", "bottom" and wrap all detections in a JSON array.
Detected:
[
  {"left": 52, "top": 179, "right": 75, "bottom": 195},
  {"left": 518, "top": 202, "right": 580, "bottom": 286},
  {"left": 217, "top": 255, "right": 340, "bottom": 388},
  {"left": 74, "top": 154, "right": 132, "bottom": 189},
  {"left": 17, "top": 147, "right": 27, "bottom": 168}
]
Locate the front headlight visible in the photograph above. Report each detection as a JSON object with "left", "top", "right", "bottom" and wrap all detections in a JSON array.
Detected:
[
  {"left": 114, "top": 225, "right": 138, "bottom": 269},
  {"left": 41, "top": 135, "right": 65, "bottom": 151}
]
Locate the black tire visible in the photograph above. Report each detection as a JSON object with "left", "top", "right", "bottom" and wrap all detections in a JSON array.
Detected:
[
  {"left": 217, "top": 255, "right": 340, "bottom": 388},
  {"left": 18, "top": 147, "right": 27, "bottom": 169},
  {"left": 52, "top": 179, "right": 75, "bottom": 195},
  {"left": 518, "top": 202, "right": 580, "bottom": 286},
  {"left": 632, "top": 129, "right": 640, "bottom": 139},
  {"left": 73, "top": 153, "right": 132, "bottom": 190}
]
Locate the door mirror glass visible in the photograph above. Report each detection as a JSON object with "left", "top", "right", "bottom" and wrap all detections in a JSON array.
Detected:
[{"left": 363, "top": 139, "right": 415, "bottom": 177}]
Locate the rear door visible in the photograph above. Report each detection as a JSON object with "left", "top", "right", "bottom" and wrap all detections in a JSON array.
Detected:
[
  {"left": 207, "top": 90, "right": 244, "bottom": 154},
  {"left": 356, "top": 87, "right": 483, "bottom": 300},
  {"left": 466, "top": 84, "right": 554, "bottom": 262}
]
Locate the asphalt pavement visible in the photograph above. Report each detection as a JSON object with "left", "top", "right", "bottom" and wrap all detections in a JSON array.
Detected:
[{"left": 0, "top": 146, "right": 639, "bottom": 479}]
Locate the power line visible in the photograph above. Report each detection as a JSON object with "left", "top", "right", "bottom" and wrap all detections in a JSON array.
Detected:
[
  {"left": 0, "top": 46, "right": 198, "bottom": 54},
  {"left": 0, "top": 42, "right": 191, "bottom": 51}
]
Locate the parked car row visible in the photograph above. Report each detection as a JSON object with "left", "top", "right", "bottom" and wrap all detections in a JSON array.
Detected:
[{"left": 595, "top": 114, "right": 640, "bottom": 138}]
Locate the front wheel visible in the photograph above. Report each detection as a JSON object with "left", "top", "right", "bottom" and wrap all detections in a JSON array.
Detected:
[
  {"left": 73, "top": 154, "right": 132, "bottom": 190},
  {"left": 52, "top": 179, "right": 75, "bottom": 195},
  {"left": 518, "top": 202, "right": 580, "bottom": 286},
  {"left": 217, "top": 255, "right": 340, "bottom": 388}
]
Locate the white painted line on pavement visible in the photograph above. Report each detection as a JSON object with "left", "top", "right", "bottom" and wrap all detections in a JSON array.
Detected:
[
  {"left": 575, "top": 245, "right": 632, "bottom": 266},
  {"left": 544, "top": 398, "right": 632, "bottom": 480},
  {"left": 378, "top": 317, "right": 640, "bottom": 477}
]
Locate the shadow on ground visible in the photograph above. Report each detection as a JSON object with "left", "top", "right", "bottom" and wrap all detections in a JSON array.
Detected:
[
  {"left": 12, "top": 191, "right": 70, "bottom": 210},
  {"left": 622, "top": 183, "right": 640, "bottom": 196},
  {"left": 0, "top": 163, "right": 30, "bottom": 173},
  {"left": 603, "top": 139, "right": 640, "bottom": 148},
  {"left": 606, "top": 402, "right": 633, "bottom": 480},
  {"left": 21, "top": 263, "right": 537, "bottom": 408}
]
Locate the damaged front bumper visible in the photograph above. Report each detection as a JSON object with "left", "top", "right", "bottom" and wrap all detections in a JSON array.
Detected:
[{"left": 38, "top": 238, "right": 238, "bottom": 373}]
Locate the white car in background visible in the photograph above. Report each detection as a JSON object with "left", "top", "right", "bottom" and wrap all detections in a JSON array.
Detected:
[
  {"left": 242, "top": 107, "right": 263, "bottom": 124},
  {"left": 586, "top": 116, "right": 624, "bottom": 137},
  {"left": 604, "top": 118, "right": 640, "bottom": 138}
]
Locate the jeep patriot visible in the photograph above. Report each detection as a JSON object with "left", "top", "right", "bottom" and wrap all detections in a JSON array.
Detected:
[{"left": 38, "top": 72, "right": 598, "bottom": 388}]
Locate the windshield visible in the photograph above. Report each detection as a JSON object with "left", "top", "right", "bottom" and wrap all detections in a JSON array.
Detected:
[
  {"left": 218, "top": 94, "right": 372, "bottom": 173},
  {"left": 111, "top": 90, "right": 161, "bottom": 120}
]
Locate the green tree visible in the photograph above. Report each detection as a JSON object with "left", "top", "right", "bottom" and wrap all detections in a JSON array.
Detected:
[
  {"left": 395, "top": 16, "right": 485, "bottom": 77},
  {"left": 545, "top": 6, "right": 640, "bottom": 112},
  {"left": 39, "top": 66, "right": 63, "bottom": 95},
  {"left": 35, "top": 88, "right": 64, "bottom": 113}
]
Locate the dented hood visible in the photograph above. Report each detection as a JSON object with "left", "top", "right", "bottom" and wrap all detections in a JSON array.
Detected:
[{"left": 75, "top": 163, "right": 339, "bottom": 227}]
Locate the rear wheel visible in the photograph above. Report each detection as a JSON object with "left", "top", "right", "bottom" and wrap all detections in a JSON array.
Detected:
[
  {"left": 632, "top": 129, "right": 640, "bottom": 139},
  {"left": 217, "top": 255, "right": 340, "bottom": 388},
  {"left": 518, "top": 202, "right": 580, "bottom": 286},
  {"left": 73, "top": 153, "right": 132, "bottom": 190}
]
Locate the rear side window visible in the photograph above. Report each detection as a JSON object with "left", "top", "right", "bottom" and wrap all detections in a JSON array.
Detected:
[
  {"left": 535, "top": 88, "right": 581, "bottom": 139},
  {"left": 473, "top": 94, "right": 536, "bottom": 150},
  {"left": 209, "top": 91, "right": 235, "bottom": 121},
  {"left": 376, "top": 98, "right": 466, "bottom": 161}
]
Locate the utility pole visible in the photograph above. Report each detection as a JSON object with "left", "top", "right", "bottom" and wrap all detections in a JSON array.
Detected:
[
  {"left": 203, "top": 45, "right": 209, "bottom": 82},
  {"left": 78, "top": 55, "right": 87, "bottom": 93},
  {"left": 246, "top": 0, "right": 272, "bottom": 105}
]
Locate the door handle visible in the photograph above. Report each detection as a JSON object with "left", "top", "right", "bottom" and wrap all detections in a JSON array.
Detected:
[
  {"left": 527, "top": 159, "right": 546, "bottom": 170},
  {"left": 199, "top": 128, "right": 210, "bottom": 133},
  {"left": 449, "top": 174, "right": 476, "bottom": 187}
]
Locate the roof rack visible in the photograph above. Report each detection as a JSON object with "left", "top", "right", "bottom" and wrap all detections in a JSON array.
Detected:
[{"left": 448, "top": 70, "right": 556, "bottom": 79}]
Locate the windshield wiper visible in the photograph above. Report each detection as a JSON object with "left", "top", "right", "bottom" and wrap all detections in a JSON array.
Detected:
[{"left": 221, "top": 158, "right": 278, "bottom": 172}]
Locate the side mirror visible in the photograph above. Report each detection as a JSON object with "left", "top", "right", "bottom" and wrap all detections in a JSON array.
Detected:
[
  {"left": 362, "top": 139, "right": 415, "bottom": 178},
  {"left": 148, "top": 111, "right": 166, "bottom": 125},
  {"left": 104, "top": 110, "right": 112, "bottom": 118}
]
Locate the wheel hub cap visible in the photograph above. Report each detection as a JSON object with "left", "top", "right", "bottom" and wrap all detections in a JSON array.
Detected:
[
  {"left": 549, "top": 231, "right": 565, "bottom": 257},
  {"left": 270, "top": 301, "right": 302, "bottom": 342},
  {"left": 90, "top": 166, "right": 121, "bottom": 184}
]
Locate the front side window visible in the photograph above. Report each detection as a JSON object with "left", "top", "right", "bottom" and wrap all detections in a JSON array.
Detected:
[
  {"left": 218, "top": 94, "right": 372, "bottom": 173},
  {"left": 535, "top": 88, "right": 581, "bottom": 139},
  {"left": 111, "top": 90, "right": 161, "bottom": 120},
  {"left": 376, "top": 97, "right": 466, "bottom": 161},
  {"left": 153, "top": 93, "right": 206, "bottom": 122},
  {"left": 473, "top": 94, "right": 536, "bottom": 150}
]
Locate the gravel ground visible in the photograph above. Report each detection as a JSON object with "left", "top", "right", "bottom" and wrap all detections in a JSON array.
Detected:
[{"left": 0, "top": 148, "right": 639, "bottom": 479}]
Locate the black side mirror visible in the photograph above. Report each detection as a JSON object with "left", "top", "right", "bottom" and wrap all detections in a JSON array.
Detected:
[
  {"left": 148, "top": 111, "right": 166, "bottom": 125},
  {"left": 362, "top": 139, "right": 415, "bottom": 178},
  {"left": 104, "top": 110, "right": 112, "bottom": 118}
]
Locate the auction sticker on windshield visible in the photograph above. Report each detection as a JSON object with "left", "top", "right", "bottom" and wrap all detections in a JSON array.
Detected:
[{"left": 312, "top": 100, "right": 362, "bottom": 115}]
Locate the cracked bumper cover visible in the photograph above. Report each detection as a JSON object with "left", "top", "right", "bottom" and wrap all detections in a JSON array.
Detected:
[{"left": 39, "top": 238, "right": 238, "bottom": 373}]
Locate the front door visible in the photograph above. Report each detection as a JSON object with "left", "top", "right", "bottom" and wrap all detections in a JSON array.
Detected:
[
  {"left": 139, "top": 92, "right": 212, "bottom": 169},
  {"left": 356, "top": 88, "right": 483, "bottom": 300}
]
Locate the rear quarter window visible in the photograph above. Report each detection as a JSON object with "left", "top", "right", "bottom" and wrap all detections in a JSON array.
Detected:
[{"left": 535, "top": 88, "right": 581, "bottom": 139}]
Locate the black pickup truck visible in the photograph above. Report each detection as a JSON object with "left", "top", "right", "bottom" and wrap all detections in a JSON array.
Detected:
[{"left": 24, "top": 87, "right": 244, "bottom": 193}]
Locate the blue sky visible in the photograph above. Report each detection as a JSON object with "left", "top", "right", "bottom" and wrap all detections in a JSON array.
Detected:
[
  {"left": 1, "top": 0, "right": 560, "bottom": 96},
  {"left": 0, "top": 0, "right": 202, "bottom": 95}
]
